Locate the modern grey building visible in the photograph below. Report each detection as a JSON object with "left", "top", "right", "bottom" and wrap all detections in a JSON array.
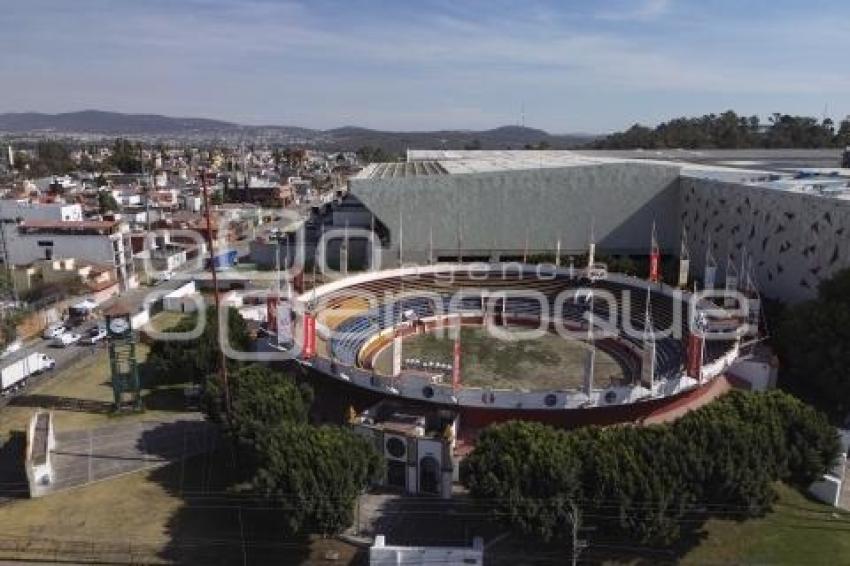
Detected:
[{"left": 254, "top": 149, "right": 849, "bottom": 303}]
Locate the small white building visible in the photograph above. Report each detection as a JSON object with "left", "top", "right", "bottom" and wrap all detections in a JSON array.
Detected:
[{"left": 370, "top": 535, "right": 483, "bottom": 566}]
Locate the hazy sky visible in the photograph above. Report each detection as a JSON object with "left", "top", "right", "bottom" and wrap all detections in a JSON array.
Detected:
[{"left": 2, "top": 0, "right": 849, "bottom": 132}]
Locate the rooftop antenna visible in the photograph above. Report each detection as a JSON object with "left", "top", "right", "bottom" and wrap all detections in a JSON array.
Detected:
[{"left": 521, "top": 101, "right": 525, "bottom": 128}]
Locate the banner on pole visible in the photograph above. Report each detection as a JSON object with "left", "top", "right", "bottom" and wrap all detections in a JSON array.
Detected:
[
  {"left": 302, "top": 314, "right": 316, "bottom": 359},
  {"left": 686, "top": 332, "right": 704, "bottom": 381},
  {"left": 724, "top": 275, "right": 738, "bottom": 307},
  {"left": 649, "top": 251, "right": 660, "bottom": 282},
  {"left": 704, "top": 265, "right": 717, "bottom": 290},
  {"left": 678, "top": 258, "right": 690, "bottom": 288},
  {"left": 266, "top": 296, "right": 278, "bottom": 335},
  {"left": 641, "top": 341, "right": 656, "bottom": 386},
  {"left": 277, "top": 301, "right": 292, "bottom": 345},
  {"left": 392, "top": 331, "right": 402, "bottom": 376}
]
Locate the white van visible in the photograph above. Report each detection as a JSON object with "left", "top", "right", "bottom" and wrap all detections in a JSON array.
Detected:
[{"left": 42, "top": 323, "right": 66, "bottom": 340}]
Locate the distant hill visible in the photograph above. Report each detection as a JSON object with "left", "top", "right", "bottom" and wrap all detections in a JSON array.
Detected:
[
  {"left": 0, "top": 110, "right": 596, "bottom": 150},
  {"left": 0, "top": 110, "right": 239, "bottom": 135},
  {"left": 324, "top": 125, "right": 593, "bottom": 151}
]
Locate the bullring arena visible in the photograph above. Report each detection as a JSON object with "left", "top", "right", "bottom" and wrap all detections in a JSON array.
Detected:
[{"left": 266, "top": 262, "right": 751, "bottom": 430}]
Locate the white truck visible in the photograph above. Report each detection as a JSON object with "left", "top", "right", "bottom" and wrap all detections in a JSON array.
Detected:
[{"left": 0, "top": 352, "right": 56, "bottom": 395}]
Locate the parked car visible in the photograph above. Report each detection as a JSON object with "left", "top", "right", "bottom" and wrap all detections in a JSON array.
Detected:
[
  {"left": 42, "top": 323, "right": 66, "bottom": 340},
  {"left": 153, "top": 271, "right": 174, "bottom": 285},
  {"left": 82, "top": 326, "right": 107, "bottom": 344},
  {"left": 52, "top": 331, "right": 81, "bottom": 348}
]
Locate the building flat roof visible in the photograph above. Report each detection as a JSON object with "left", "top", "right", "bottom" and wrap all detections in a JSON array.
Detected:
[
  {"left": 19, "top": 220, "right": 116, "bottom": 230},
  {"left": 353, "top": 149, "right": 850, "bottom": 199},
  {"left": 359, "top": 161, "right": 448, "bottom": 179}
]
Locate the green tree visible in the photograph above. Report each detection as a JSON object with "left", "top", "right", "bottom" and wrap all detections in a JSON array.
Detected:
[
  {"left": 592, "top": 110, "right": 843, "bottom": 150},
  {"left": 109, "top": 138, "right": 142, "bottom": 173},
  {"left": 461, "top": 420, "right": 582, "bottom": 541},
  {"left": 31, "top": 140, "right": 75, "bottom": 176},
  {"left": 145, "top": 306, "right": 250, "bottom": 387},
  {"left": 461, "top": 390, "right": 839, "bottom": 545},
  {"left": 251, "top": 424, "right": 381, "bottom": 535},
  {"left": 208, "top": 364, "right": 381, "bottom": 537},
  {"left": 97, "top": 191, "right": 120, "bottom": 214}
]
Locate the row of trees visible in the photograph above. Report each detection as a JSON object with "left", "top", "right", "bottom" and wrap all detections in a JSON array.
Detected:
[
  {"left": 461, "top": 390, "right": 839, "bottom": 545},
  {"left": 146, "top": 308, "right": 381, "bottom": 535},
  {"left": 11, "top": 140, "right": 76, "bottom": 177},
  {"left": 593, "top": 111, "right": 850, "bottom": 149},
  {"left": 9, "top": 138, "right": 148, "bottom": 177}
]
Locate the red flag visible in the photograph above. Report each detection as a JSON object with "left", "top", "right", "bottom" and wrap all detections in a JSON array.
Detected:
[
  {"left": 649, "top": 223, "right": 661, "bottom": 283},
  {"left": 452, "top": 320, "right": 461, "bottom": 389}
]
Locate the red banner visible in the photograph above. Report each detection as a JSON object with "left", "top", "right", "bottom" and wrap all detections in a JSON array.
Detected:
[
  {"left": 302, "top": 314, "right": 316, "bottom": 359},
  {"left": 649, "top": 251, "right": 660, "bottom": 282},
  {"left": 686, "top": 332, "right": 703, "bottom": 381},
  {"left": 452, "top": 325, "right": 461, "bottom": 389}
]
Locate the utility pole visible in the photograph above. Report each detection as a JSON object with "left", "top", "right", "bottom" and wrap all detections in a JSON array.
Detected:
[{"left": 200, "top": 170, "right": 231, "bottom": 415}]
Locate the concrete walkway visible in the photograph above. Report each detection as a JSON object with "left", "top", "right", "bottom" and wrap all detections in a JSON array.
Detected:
[{"left": 43, "top": 414, "right": 217, "bottom": 495}]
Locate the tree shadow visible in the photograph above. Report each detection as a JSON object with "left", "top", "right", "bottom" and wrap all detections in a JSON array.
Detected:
[
  {"left": 357, "top": 492, "right": 502, "bottom": 549},
  {"left": 141, "top": 385, "right": 194, "bottom": 412},
  {"left": 0, "top": 431, "right": 29, "bottom": 502},
  {"left": 138, "top": 422, "right": 362, "bottom": 565}
]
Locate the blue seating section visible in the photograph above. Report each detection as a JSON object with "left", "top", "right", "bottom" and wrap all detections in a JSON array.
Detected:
[{"left": 324, "top": 272, "right": 733, "bottom": 380}]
